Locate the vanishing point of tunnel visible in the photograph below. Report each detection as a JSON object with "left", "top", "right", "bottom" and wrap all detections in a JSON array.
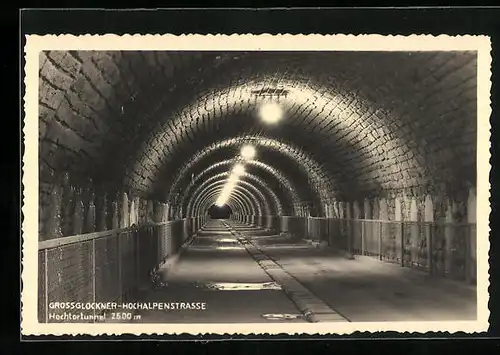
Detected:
[{"left": 37, "top": 50, "right": 478, "bottom": 324}]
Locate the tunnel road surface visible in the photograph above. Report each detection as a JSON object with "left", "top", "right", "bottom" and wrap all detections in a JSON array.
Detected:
[
  {"left": 130, "top": 219, "right": 477, "bottom": 323},
  {"left": 131, "top": 219, "right": 311, "bottom": 323}
]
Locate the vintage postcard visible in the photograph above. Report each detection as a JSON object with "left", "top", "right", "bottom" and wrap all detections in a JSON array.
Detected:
[{"left": 22, "top": 34, "right": 491, "bottom": 336}]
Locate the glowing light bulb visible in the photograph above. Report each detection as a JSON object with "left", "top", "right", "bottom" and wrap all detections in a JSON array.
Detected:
[
  {"left": 232, "top": 164, "right": 245, "bottom": 176},
  {"left": 216, "top": 195, "right": 227, "bottom": 206},
  {"left": 240, "top": 145, "right": 256, "bottom": 160},
  {"left": 259, "top": 102, "right": 283, "bottom": 124},
  {"left": 228, "top": 174, "right": 240, "bottom": 183}
]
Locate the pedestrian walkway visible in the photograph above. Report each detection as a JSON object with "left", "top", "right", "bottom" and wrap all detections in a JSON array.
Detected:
[
  {"left": 228, "top": 220, "right": 477, "bottom": 322},
  {"left": 133, "top": 219, "right": 307, "bottom": 323},
  {"left": 131, "top": 218, "right": 477, "bottom": 323}
]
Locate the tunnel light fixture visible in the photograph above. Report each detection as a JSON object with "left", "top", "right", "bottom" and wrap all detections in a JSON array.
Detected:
[
  {"left": 215, "top": 201, "right": 226, "bottom": 207},
  {"left": 216, "top": 192, "right": 228, "bottom": 206},
  {"left": 215, "top": 161, "right": 246, "bottom": 208},
  {"left": 216, "top": 176, "right": 237, "bottom": 207},
  {"left": 216, "top": 189, "right": 231, "bottom": 206},
  {"left": 240, "top": 144, "right": 256, "bottom": 160},
  {"left": 232, "top": 163, "right": 245, "bottom": 176},
  {"left": 259, "top": 101, "right": 283, "bottom": 124},
  {"left": 251, "top": 88, "right": 289, "bottom": 98},
  {"left": 228, "top": 174, "right": 240, "bottom": 183}
]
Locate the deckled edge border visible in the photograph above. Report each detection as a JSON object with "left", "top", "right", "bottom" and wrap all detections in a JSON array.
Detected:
[{"left": 21, "top": 33, "right": 493, "bottom": 337}]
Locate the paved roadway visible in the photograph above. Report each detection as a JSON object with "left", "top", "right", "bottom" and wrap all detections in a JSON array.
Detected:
[
  {"left": 129, "top": 219, "right": 477, "bottom": 323},
  {"left": 133, "top": 220, "right": 307, "bottom": 323}
]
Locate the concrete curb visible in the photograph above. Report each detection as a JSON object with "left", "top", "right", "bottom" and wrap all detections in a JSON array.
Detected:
[
  {"left": 302, "top": 239, "right": 354, "bottom": 258},
  {"left": 301, "top": 239, "right": 355, "bottom": 259},
  {"left": 328, "top": 246, "right": 356, "bottom": 260},
  {"left": 303, "top": 239, "right": 328, "bottom": 248},
  {"left": 157, "top": 230, "right": 201, "bottom": 278}
]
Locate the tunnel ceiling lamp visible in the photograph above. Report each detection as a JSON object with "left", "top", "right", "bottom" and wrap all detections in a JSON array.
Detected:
[
  {"left": 232, "top": 163, "right": 246, "bottom": 176},
  {"left": 259, "top": 101, "right": 283, "bottom": 124},
  {"left": 215, "top": 200, "right": 226, "bottom": 207},
  {"left": 216, "top": 187, "right": 232, "bottom": 206},
  {"left": 215, "top": 173, "right": 239, "bottom": 207},
  {"left": 215, "top": 191, "right": 228, "bottom": 206},
  {"left": 251, "top": 88, "right": 289, "bottom": 98},
  {"left": 228, "top": 174, "right": 240, "bottom": 183},
  {"left": 240, "top": 144, "right": 256, "bottom": 160}
]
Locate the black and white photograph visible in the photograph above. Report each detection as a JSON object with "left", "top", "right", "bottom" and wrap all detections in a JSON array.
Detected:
[{"left": 22, "top": 34, "right": 491, "bottom": 335}]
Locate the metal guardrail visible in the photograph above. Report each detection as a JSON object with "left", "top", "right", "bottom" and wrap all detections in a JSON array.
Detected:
[
  {"left": 237, "top": 215, "right": 477, "bottom": 284},
  {"left": 37, "top": 216, "right": 206, "bottom": 323}
]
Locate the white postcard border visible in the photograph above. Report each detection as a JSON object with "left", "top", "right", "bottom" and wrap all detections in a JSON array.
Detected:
[{"left": 22, "top": 34, "right": 492, "bottom": 336}]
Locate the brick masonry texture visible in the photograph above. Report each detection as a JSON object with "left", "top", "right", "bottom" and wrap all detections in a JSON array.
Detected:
[
  {"left": 178, "top": 159, "right": 300, "bottom": 216},
  {"left": 37, "top": 50, "right": 477, "bottom": 227}
]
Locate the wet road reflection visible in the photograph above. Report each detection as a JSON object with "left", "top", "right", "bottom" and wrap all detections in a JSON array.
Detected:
[{"left": 134, "top": 219, "right": 307, "bottom": 323}]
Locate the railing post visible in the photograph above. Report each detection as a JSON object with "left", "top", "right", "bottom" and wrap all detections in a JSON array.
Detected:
[
  {"left": 326, "top": 218, "right": 330, "bottom": 246},
  {"left": 92, "top": 238, "right": 96, "bottom": 322},
  {"left": 400, "top": 222, "right": 405, "bottom": 267},
  {"left": 427, "top": 224, "right": 433, "bottom": 275},
  {"left": 361, "top": 221, "right": 365, "bottom": 255},
  {"left": 465, "top": 225, "right": 471, "bottom": 284},
  {"left": 44, "top": 249, "right": 49, "bottom": 323},
  {"left": 378, "top": 221, "right": 382, "bottom": 260},
  {"left": 347, "top": 219, "right": 352, "bottom": 255},
  {"left": 117, "top": 231, "right": 122, "bottom": 302},
  {"left": 136, "top": 228, "right": 141, "bottom": 293}
]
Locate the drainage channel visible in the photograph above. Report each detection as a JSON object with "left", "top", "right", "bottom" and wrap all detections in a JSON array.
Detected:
[{"left": 222, "top": 221, "right": 349, "bottom": 323}]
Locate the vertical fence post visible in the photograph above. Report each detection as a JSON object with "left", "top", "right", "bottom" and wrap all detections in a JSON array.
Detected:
[
  {"left": 346, "top": 219, "right": 351, "bottom": 255},
  {"left": 378, "top": 221, "right": 382, "bottom": 261},
  {"left": 427, "top": 224, "right": 433, "bottom": 275},
  {"left": 400, "top": 222, "right": 405, "bottom": 267},
  {"left": 327, "top": 218, "right": 331, "bottom": 246},
  {"left": 305, "top": 217, "right": 308, "bottom": 240},
  {"left": 326, "top": 218, "right": 330, "bottom": 246},
  {"left": 44, "top": 249, "right": 49, "bottom": 323},
  {"left": 465, "top": 225, "right": 471, "bottom": 284},
  {"left": 136, "top": 228, "right": 141, "bottom": 294},
  {"left": 361, "top": 221, "right": 365, "bottom": 255},
  {"left": 92, "top": 238, "right": 96, "bottom": 322},
  {"left": 117, "top": 231, "right": 122, "bottom": 302}
]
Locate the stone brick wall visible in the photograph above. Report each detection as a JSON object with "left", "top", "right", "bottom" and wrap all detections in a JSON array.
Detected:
[
  {"left": 38, "top": 50, "right": 477, "bottom": 224},
  {"left": 332, "top": 185, "right": 476, "bottom": 225},
  {"left": 38, "top": 174, "right": 163, "bottom": 240},
  {"left": 175, "top": 159, "right": 301, "bottom": 216}
]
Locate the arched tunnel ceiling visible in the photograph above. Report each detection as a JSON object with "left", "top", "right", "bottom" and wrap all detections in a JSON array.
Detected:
[
  {"left": 39, "top": 50, "right": 477, "bottom": 211},
  {"left": 179, "top": 159, "right": 300, "bottom": 212},
  {"left": 196, "top": 185, "right": 260, "bottom": 217},
  {"left": 168, "top": 137, "right": 322, "bottom": 207},
  {"left": 185, "top": 171, "right": 283, "bottom": 216}
]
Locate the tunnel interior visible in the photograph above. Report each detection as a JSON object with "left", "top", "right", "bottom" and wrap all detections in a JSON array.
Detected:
[
  {"left": 38, "top": 50, "right": 477, "bottom": 237},
  {"left": 36, "top": 48, "right": 479, "bottom": 324},
  {"left": 208, "top": 204, "right": 232, "bottom": 219}
]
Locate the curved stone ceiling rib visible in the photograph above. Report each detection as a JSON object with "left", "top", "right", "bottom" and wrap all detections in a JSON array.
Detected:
[
  {"left": 40, "top": 51, "right": 477, "bottom": 214},
  {"left": 202, "top": 190, "right": 249, "bottom": 216},
  {"left": 166, "top": 135, "right": 333, "bottom": 206},
  {"left": 187, "top": 173, "right": 283, "bottom": 217},
  {"left": 188, "top": 176, "right": 278, "bottom": 217},
  {"left": 190, "top": 181, "right": 268, "bottom": 217},
  {"left": 199, "top": 190, "right": 250, "bottom": 216},
  {"left": 194, "top": 185, "right": 260, "bottom": 217},
  {"left": 177, "top": 159, "right": 300, "bottom": 210}
]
